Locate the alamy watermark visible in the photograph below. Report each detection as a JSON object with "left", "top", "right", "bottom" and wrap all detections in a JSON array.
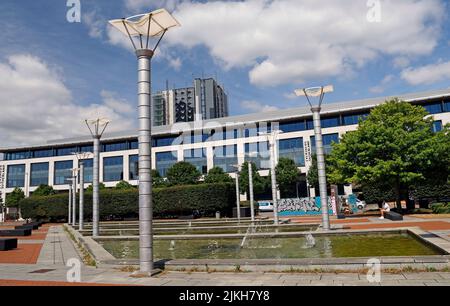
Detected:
[
  {"left": 66, "top": 0, "right": 81, "bottom": 23},
  {"left": 66, "top": 258, "right": 82, "bottom": 283},
  {"left": 366, "top": 258, "right": 382, "bottom": 283},
  {"left": 367, "top": 0, "right": 382, "bottom": 23}
]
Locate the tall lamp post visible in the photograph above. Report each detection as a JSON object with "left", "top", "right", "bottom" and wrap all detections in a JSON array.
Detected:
[
  {"left": 71, "top": 168, "right": 78, "bottom": 227},
  {"left": 66, "top": 178, "right": 74, "bottom": 225},
  {"left": 231, "top": 164, "right": 242, "bottom": 222},
  {"left": 295, "top": 85, "right": 334, "bottom": 231},
  {"left": 109, "top": 9, "right": 180, "bottom": 275},
  {"left": 259, "top": 130, "right": 283, "bottom": 225},
  {"left": 247, "top": 152, "right": 258, "bottom": 224},
  {"left": 85, "top": 118, "right": 109, "bottom": 237},
  {"left": 73, "top": 152, "right": 92, "bottom": 231}
]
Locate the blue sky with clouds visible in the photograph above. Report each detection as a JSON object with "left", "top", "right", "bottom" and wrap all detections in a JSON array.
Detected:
[{"left": 0, "top": 0, "right": 449, "bottom": 146}]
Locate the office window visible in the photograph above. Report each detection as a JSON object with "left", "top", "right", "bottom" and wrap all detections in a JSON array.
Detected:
[
  {"left": 33, "top": 149, "right": 53, "bottom": 158},
  {"left": 444, "top": 100, "right": 450, "bottom": 112},
  {"left": 306, "top": 119, "right": 314, "bottom": 130},
  {"left": 54, "top": 160, "right": 73, "bottom": 185},
  {"left": 103, "top": 142, "right": 128, "bottom": 152},
  {"left": 56, "top": 147, "right": 77, "bottom": 157},
  {"left": 311, "top": 133, "right": 340, "bottom": 155},
  {"left": 321, "top": 116, "right": 340, "bottom": 128},
  {"left": 433, "top": 121, "right": 443, "bottom": 133},
  {"left": 30, "top": 163, "right": 49, "bottom": 186},
  {"left": 244, "top": 123, "right": 259, "bottom": 138},
  {"left": 5, "top": 151, "right": 30, "bottom": 161},
  {"left": 343, "top": 112, "right": 370, "bottom": 125},
  {"left": 280, "top": 120, "right": 306, "bottom": 133},
  {"left": 7, "top": 164, "right": 25, "bottom": 188},
  {"left": 213, "top": 145, "right": 238, "bottom": 173},
  {"left": 156, "top": 151, "right": 177, "bottom": 177},
  {"left": 79, "top": 145, "right": 93, "bottom": 153},
  {"left": 423, "top": 102, "right": 442, "bottom": 114},
  {"left": 245, "top": 142, "right": 270, "bottom": 170},
  {"left": 184, "top": 148, "right": 208, "bottom": 174},
  {"left": 130, "top": 141, "right": 138, "bottom": 150},
  {"left": 129, "top": 155, "right": 139, "bottom": 180},
  {"left": 153, "top": 136, "right": 179, "bottom": 147},
  {"left": 80, "top": 159, "right": 93, "bottom": 183},
  {"left": 103, "top": 156, "right": 124, "bottom": 182},
  {"left": 278, "top": 138, "right": 305, "bottom": 166}
]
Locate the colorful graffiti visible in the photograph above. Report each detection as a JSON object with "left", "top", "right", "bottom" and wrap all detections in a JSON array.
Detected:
[{"left": 278, "top": 195, "right": 357, "bottom": 216}]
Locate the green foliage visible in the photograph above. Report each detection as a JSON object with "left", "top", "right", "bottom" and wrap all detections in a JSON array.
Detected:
[
  {"left": 115, "top": 180, "right": 135, "bottom": 190},
  {"left": 166, "top": 162, "right": 201, "bottom": 186},
  {"left": 18, "top": 183, "right": 235, "bottom": 221},
  {"left": 6, "top": 187, "right": 25, "bottom": 207},
  {"left": 204, "top": 167, "right": 234, "bottom": 184},
  {"left": 275, "top": 158, "right": 301, "bottom": 198},
  {"left": 238, "top": 162, "right": 267, "bottom": 196},
  {"left": 152, "top": 169, "right": 167, "bottom": 188},
  {"left": 361, "top": 182, "right": 397, "bottom": 204},
  {"left": 86, "top": 182, "right": 106, "bottom": 192},
  {"left": 31, "top": 185, "right": 57, "bottom": 197},
  {"left": 327, "top": 100, "right": 449, "bottom": 210},
  {"left": 430, "top": 203, "right": 450, "bottom": 214},
  {"left": 411, "top": 182, "right": 450, "bottom": 201},
  {"left": 307, "top": 155, "right": 332, "bottom": 189}
]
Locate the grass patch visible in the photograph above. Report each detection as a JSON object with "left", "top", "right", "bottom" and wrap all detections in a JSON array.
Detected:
[{"left": 63, "top": 225, "right": 97, "bottom": 267}]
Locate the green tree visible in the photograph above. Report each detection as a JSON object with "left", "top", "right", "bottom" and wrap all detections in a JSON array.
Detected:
[
  {"left": 307, "top": 154, "right": 332, "bottom": 191},
  {"left": 31, "top": 185, "right": 57, "bottom": 197},
  {"left": 6, "top": 187, "right": 25, "bottom": 207},
  {"left": 115, "top": 180, "right": 135, "bottom": 190},
  {"left": 86, "top": 182, "right": 106, "bottom": 192},
  {"left": 204, "top": 167, "right": 234, "bottom": 184},
  {"left": 152, "top": 169, "right": 167, "bottom": 188},
  {"left": 166, "top": 162, "right": 201, "bottom": 186},
  {"left": 327, "top": 99, "right": 447, "bottom": 210},
  {"left": 238, "top": 161, "right": 267, "bottom": 196},
  {"left": 275, "top": 158, "right": 301, "bottom": 198}
]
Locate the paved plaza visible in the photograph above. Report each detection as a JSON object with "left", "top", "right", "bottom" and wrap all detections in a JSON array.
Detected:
[{"left": 1, "top": 215, "right": 450, "bottom": 286}]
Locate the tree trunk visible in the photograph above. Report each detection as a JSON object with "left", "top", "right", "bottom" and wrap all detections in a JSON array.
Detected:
[{"left": 395, "top": 177, "right": 402, "bottom": 213}]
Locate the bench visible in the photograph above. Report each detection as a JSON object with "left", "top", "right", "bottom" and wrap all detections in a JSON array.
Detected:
[
  {"left": 385, "top": 211, "right": 403, "bottom": 221},
  {"left": 15, "top": 224, "right": 38, "bottom": 230},
  {"left": 0, "top": 238, "right": 18, "bottom": 251},
  {"left": 0, "top": 229, "right": 32, "bottom": 237}
]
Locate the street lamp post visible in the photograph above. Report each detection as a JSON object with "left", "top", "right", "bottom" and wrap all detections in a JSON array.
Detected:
[
  {"left": 71, "top": 169, "right": 78, "bottom": 227},
  {"left": 66, "top": 178, "right": 74, "bottom": 224},
  {"left": 109, "top": 9, "right": 180, "bottom": 275},
  {"left": 295, "top": 85, "right": 334, "bottom": 231},
  {"left": 73, "top": 152, "right": 91, "bottom": 231},
  {"left": 231, "top": 164, "right": 242, "bottom": 222},
  {"left": 247, "top": 152, "right": 258, "bottom": 224},
  {"left": 85, "top": 119, "right": 110, "bottom": 237},
  {"left": 259, "top": 131, "right": 283, "bottom": 225}
]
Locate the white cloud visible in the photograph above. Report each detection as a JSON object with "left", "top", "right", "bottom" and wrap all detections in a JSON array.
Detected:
[
  {"left": 401, "top": 61, "right": 450, "bottom": 85},
  {"left": 392, "top": 56, "right": 410, "bottom": 69},
  {"left": 82, "top": 11, "right": 104, "bottom": 39},
  {"left": 0, "top": 54, "right": 135, "bottom": 147},
  {"left": 100, "top": 90, "right": 135, "bottom": 114},
  {"left": 241, "top": 100, "right": 279, "bottom": 113},
  {"left": 369, "top": 74, "right": 394, "bottom": 94},
  {"left": 163, "top": 0, "right": 444, "bottom": 86},
  {"left": 124, "top": 0, "right": 183, "bottom": 12}
]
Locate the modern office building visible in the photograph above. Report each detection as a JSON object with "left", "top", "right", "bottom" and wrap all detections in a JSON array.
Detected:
[
  {"left": 1, "top": 89, "right": 449, "bottom": 203},
  {"left": 152, "top": 78, "right": 229, "bottom": 126}
]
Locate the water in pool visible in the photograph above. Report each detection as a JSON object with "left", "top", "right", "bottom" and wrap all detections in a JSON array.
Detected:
[{"left": 99, "top": 233, "right": 441, "bottom": 260}]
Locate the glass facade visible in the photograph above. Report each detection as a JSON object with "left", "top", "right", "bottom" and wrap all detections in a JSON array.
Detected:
[
  {"left": 156, "top": 151, "right": 178, "bottom": 177},
  {"left": 80, "top": 159, "right": 93, "bottom": 183},
  {"left": 103, "top": 156, "right": 123, "bottom": 182},
  {"left": 278, "top": 138, "right": 305, "bottom": 166},
  {"left": 7, "top": 164, "right": 25, "bottom": 188},
  {"left": 310, "top": 133, "right": 340, "bottom": 155},
  {"left": 423, "top": 102, "right": 443, "bottom": 114},
  {"left": 103, "top": 142, "right": 129, "bottom": 152},
  {"left": 245, "top": 142, "right": 270, "bottom": 169},
  {"left": 54, "top": 160, "right": 73, "bottom": 185},
  {"left": 33, "top": 149, "right": 54, "bottom": 158},
  {"left": 343, "top": 112, "right": 369, "bottom": 125},
  {"left": 321, "top": 117, "right": 340, "bottom": 128},
  {"left": 280, "top": 120, "right": 306, "bottom": 133},
  {"left": 30, "top": 162, "right": 49, "bottom": 186},
  {"left": 56, "top": 147, "right": 77, "bottom": 157},
  {"left": 153, "top": 136, "right": 180, "bottom": 147},
  {"left": 433, "top": 121, "right": 443, "bottom": 133},
  {"left": 184, "top": 148, "right": 208, "bottom": 174},
  {"left": 213, "top": 145, "right": 238, "bottom": 173},
  {"left": 129, "top": 155, "right": 139, "bottom": 180}
]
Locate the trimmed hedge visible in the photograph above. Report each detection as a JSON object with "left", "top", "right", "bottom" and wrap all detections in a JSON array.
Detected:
[
  {"left": 430, "top": 202, "right": 450, "bottom": 214},
  {"left": 18, "top": 183, "right": 236, "bottom": 221}
]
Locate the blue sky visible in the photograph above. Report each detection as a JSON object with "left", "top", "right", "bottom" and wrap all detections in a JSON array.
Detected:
[{"left": 0, "top": 0, "right": 449, "bottom": 146}]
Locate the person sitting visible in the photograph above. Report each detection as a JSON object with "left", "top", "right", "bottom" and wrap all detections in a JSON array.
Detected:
[{"left": 379, "top": 201, "right": 390, "bottom": 219}]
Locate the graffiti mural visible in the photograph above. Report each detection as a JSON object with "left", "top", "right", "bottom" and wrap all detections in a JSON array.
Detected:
[{"left": 278, "top": 197, "right": 334, "bottom": 216}]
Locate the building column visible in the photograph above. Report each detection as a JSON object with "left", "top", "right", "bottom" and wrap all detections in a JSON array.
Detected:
[
  {"left": 123, "top": 154, "right": 130, "bottom": 182},
  {"left": 206, "top": 146, "right": 214, "bottom": 171}
]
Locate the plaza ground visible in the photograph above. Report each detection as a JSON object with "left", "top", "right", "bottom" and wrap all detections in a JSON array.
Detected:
[{"left": 1, "top": 215, "right": 450, "bottom": 286}]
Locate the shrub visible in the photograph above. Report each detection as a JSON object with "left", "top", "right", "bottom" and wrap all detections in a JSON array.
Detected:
[
  {"left": 31, "top": 185, "right": 57, "bottom": 197},
  {"left": 18, "top": 183, "right": 236, "bottom": 221},
  {"left": 166, "top": 162, "right": 201, "bottom": 186},
  {"left": 430, "top": 202, "right": 450, "bottom": 214},
  {"left": 115, "top": 181, "right": 136, "bottom": 190},
  {"left": 204, "top": 167, "right": 234, "bottom": 184},
  {"left": 6, "top": 188, "right": 25, "bottom": 208}
]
